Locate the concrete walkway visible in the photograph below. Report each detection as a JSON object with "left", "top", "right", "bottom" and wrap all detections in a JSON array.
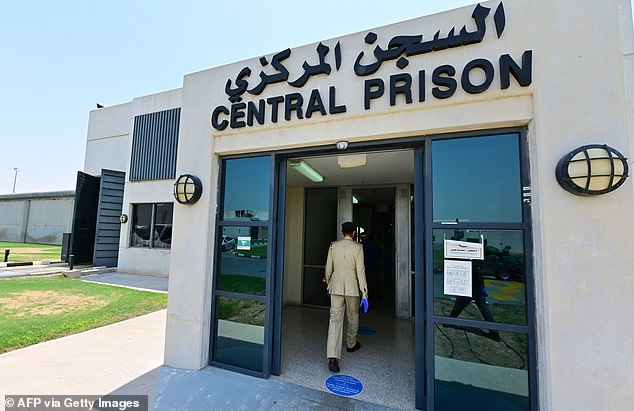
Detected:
[
  {"left": 0, "top": 309, "right": 166, "bottom": 396},
  {"left": 81, "top": 272, "right": 168, "bottom": 293},
  {"left": 0, "top": 262, "right": 78, "bottom": 279},
  {"left": 0, "top": 271, "right": 392, "bottom": 410}
]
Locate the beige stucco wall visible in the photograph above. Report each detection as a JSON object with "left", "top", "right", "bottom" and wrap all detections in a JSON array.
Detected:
[
  {"left": 83, "top": 0, "right": 634, "bottom": 409},
  {"left": 164, "top": 1, "right": 634, "bottom": 409},
  {"left": 84, "top": 102, "right": 133, "bottom": 176},
  {"left": 85, "top": 90, "right": 182, "bottom": 277},
  {"left": 117, "top": 89, "right": 182, "bottom": 278}
]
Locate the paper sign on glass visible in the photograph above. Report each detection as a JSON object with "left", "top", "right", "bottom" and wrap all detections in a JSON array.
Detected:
[
  {"left": 237, "top": 236, "right": 251, "bottom": 250},
  {"left": 444, "top": 260, "right": 472, "bottom": 297},
  {"left": 443, "top": 239, "right": 484, "bottom": 260}
]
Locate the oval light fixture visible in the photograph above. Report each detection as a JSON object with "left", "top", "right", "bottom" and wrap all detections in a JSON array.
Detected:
[
  {"left": 556, "top": 144, "right": 629, "bottom": 196},
  {"left": 173, "top": 174, "right": 203, "bottom": 204},
  {"left": 119, "top": 214, "right": 128, "bottom": 224}
]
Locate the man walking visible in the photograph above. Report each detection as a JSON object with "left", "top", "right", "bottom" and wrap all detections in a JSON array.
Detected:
[{"left": 324, "top": 222, "right": 369, "bottom": 372}]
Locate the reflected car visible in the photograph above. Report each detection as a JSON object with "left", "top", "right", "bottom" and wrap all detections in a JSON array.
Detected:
[
  {"left": 221, "top": 235, "right": 236, "bottom": 251},
  {"left": 483, "top": 245, "right": 525, "bottom": 281}
]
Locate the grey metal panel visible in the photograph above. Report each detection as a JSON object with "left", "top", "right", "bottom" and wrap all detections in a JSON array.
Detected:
[
  {"left": 93, "top": 169, "right": 125, "bottom": 267},
  {"left": 129, "top": 108, "right": 180, "bottom": 181}
]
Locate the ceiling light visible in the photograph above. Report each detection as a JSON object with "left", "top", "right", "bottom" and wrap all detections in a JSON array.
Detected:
[
  {"left": 338, "top": 154, "right": 367, "bottom": 168},
  {"left": 289, "top": 160, "right": 324, "bottom": 182}
]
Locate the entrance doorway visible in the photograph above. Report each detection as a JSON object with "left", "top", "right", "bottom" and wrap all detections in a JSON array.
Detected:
[
  {"left": 209, "top": 129, "right": 536, "bottom": 410},
  {"left": 276, "top": 149, "right": 416, "bottom": 408}
]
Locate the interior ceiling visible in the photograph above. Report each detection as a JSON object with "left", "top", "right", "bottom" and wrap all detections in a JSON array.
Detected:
[{"left": 287, "top": 149, "right": 414, "bottom": 188}]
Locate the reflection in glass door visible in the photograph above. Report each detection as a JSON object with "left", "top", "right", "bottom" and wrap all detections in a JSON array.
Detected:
[
  {"left": 210, "top": 155, "right": 274, "bottom": 376},
  {"left": 424, "top": 132, "right": 536, "bottom": 410}
]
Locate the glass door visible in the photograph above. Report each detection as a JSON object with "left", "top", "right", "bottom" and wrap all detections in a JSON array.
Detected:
[
  {"left": 423, "top": 131, "right": 536, "bottom": 410},
  {"left": 210, "top": 155, "right": 275, "bottom": 377}
]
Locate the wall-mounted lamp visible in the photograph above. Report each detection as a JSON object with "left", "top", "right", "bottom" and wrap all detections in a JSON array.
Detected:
[
  {"left": 556, "top": 144, "right": 629, "bottom": 196},
  {"left": 174, "top": 174, "right": 203, "bottom": 204},
  {"left": 119, "top": 214, "right": 128, "bottom": 224},
  {"left": 289, "top": 160, "right": 324, "bottom": 183},
  {"left": 336, "top": 141, "right": 349, "bottom": 150}
]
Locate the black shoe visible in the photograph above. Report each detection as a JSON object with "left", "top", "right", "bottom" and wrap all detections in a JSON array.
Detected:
[
  {"left": 346, "top": 342, "right": 361, "bottom": 352},
  {"left": 328, "top": 358, "right": 340, "bottom": 372}
]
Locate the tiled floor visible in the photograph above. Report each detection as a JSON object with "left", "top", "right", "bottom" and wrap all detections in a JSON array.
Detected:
[{"left": 273, "top": 302, "right": 416, "bottom": 410}]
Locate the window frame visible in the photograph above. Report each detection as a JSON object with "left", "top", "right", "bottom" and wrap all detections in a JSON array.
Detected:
[{"left": 129, "top": 202, "right": 174, "bottom": 249}]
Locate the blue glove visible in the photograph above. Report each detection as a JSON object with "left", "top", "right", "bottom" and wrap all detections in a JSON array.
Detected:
[
  {"left": 481, "top": 286, "right": 488, "bottom": 298},
  {"left": 360, "top": 298, "right": 369, "bottom": 313}
]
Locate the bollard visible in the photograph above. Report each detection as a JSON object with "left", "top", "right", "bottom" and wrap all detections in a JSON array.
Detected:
[
  {"left": 3, "top": 249, "right": 9, "bottom": 263},
  {"left": 69, "top": 254, "right": 75, "bottom": 271}
]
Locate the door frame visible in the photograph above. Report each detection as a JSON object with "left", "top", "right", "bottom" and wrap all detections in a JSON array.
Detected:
[{"left": 209, "top": 126, "right": 536, "bottom": 410}]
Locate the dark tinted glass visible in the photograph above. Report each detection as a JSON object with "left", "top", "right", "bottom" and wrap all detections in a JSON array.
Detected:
[
  {"left": 130, "top": 204, "right": 153, "bottom": 247},
  {"left": 434, "top": 327, "right": 529, "bottom": 410},
  {"left": 217, "top": 226, "right": 268, "bottom": 295},
  {"left": 432, "top": 134, "right": 522, "bottom": 223},
  {"left": 303, "top": 188, "right": 337, "bottom": 265},
  {"left": 303, "top": 266, "right": 329, "bottom": 306},
  {"left": 432, "top": 229, "right": 527, "bottom": 326},
  {"left": 154, "top": 203, "right": 173, "bottom": 249},
  {"left": 222, "top": 156, "right": 271, "bottom": 221},
  {"left": 214, "top": 296, "right": 264, "bottom": 372}
]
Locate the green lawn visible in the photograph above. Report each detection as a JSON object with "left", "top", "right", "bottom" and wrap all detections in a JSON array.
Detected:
[
  {"left": 0, "top": 275, "right": 167, "bottom": 353},
  {"left": 235, "top": 242, "right": 268, "bottom": 258},
  {"left": 0, "top": 241, "right": 62, "bottom": 263},
  {"left": 218, "top": 275, "right": 265, "bottom": 295}
]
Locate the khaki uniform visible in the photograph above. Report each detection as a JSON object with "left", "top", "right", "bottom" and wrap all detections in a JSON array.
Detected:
[{"left": 324, "top": 237, "right": 368, "bottom": 359}]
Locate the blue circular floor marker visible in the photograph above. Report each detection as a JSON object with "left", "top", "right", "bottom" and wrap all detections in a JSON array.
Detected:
[
  {"left": 358, "top": 326, "right": 376, "bottom": 335},
  {"left": 325, "top": 374, "right": 364, "bottom": 397}
]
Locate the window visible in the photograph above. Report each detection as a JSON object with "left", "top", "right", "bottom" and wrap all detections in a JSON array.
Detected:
[
  {"left": 130, "top": 203, "right": 174, "bottom": 249},
  {"left": 432, "top": 133, "right": 522, "bottom": 223},
  {"left": 221, "top": 156, "right": 271, "bottom": 221}
]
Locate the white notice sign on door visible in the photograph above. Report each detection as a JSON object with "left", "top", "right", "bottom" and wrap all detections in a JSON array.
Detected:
[
  {"left": 443, "top": 239, "right": 484, "bottom": 260},
  {"left": 444, "top": 260, "right": 472, "bottom": 297}
]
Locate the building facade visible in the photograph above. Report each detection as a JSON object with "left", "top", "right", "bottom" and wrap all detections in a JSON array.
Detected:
[{"left": 84, "top": 1, "right": 634, "bottom": 409}]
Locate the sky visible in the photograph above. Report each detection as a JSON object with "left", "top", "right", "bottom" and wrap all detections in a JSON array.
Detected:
[{"left": 1, "top": 1, "right": 633, "bottom": 195}]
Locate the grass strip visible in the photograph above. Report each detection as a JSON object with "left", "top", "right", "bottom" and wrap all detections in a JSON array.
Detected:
[{"left": 0, "top": 275, "right": 167, "bottom": 353}]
